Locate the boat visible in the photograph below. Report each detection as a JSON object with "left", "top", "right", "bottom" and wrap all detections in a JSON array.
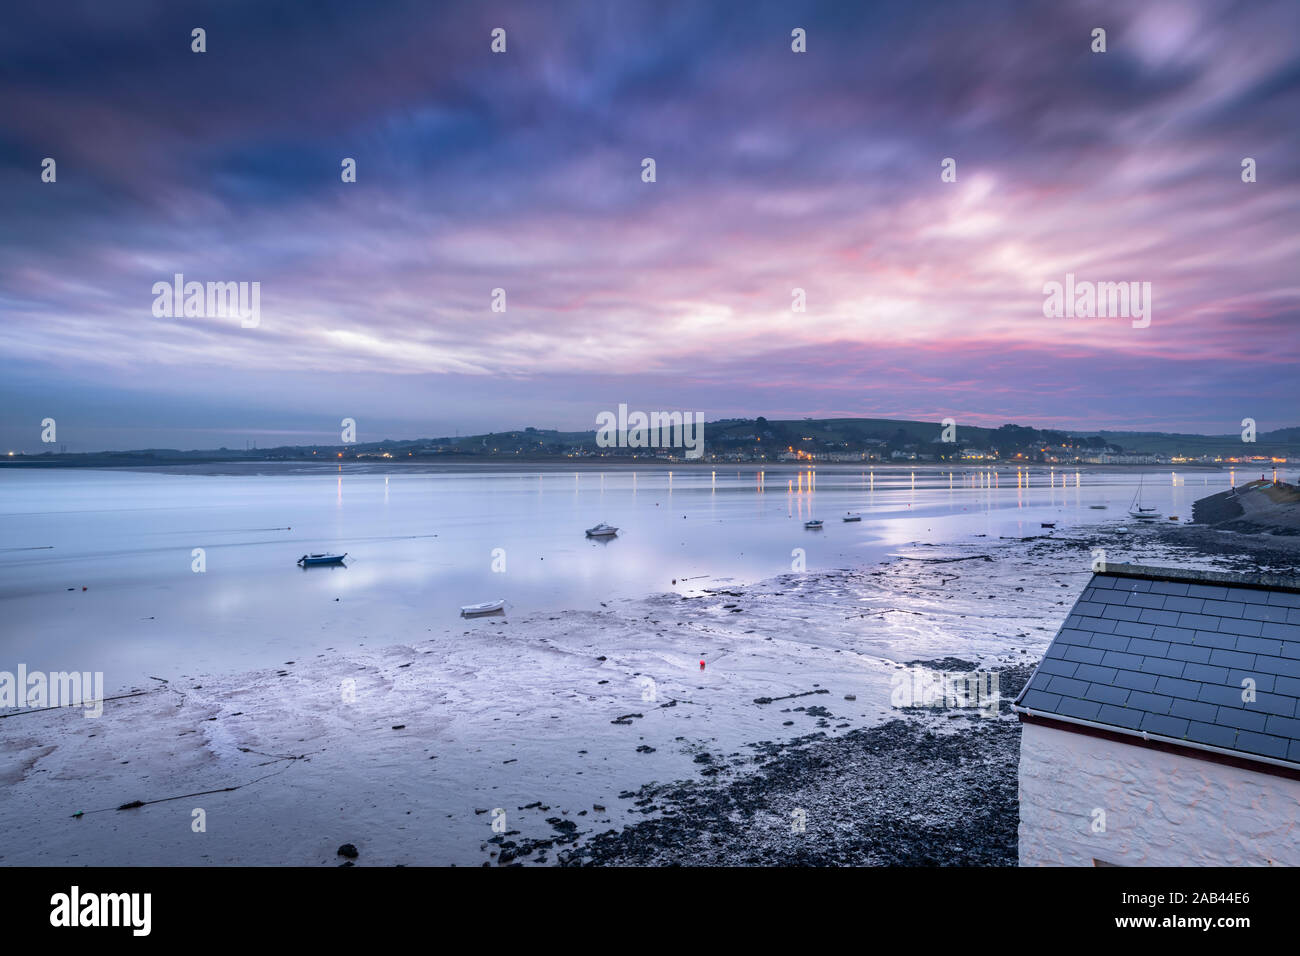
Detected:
[
  {"left": 843, "top": 513, "right": 862, "bottom": 522},
  {"left": 460, "top": 600, "right": 505, "bottom": 617},
  {"left": 298, "top": 552, "right": 346, "bottom": 566},
  {"left": 1041, "top": 522, "right": 1056, "bottom": 529},
  {"left": 804, "top": 519, "right": 824, "bottom": 529},
  {"left": 1128, "top": 475, "right": 1161, "bottom": 520},
  {"left": 1088, "top": 505, "right": 1107, "bottom": 510},
  {"left": 585, "top": 523, "right": 618, "bottom": 538}
]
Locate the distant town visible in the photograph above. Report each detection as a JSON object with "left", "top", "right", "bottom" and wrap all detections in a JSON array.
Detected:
[{"left": 5, "top": 416, "right": 1296, "bottom": 468}]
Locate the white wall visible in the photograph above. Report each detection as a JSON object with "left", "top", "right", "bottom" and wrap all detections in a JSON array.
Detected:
[{"left": 1018, "top": 722, "right": 1300, "bottom": 866}]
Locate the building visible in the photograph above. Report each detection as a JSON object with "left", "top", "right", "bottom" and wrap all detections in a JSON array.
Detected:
[
  {"left": 1088, "top": 453, "right": 1165, "bottom": 464},
  {"left": 1014, "top": 563, "right": 1300, "bottom": 866}
]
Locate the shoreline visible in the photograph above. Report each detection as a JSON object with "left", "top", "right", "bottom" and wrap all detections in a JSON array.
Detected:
[
  {"left": 0, "top": 459, "right": 1246, "bottom": 476},
  {"left": 1, "top": 521, "right": 1291, "bottom": 866}
]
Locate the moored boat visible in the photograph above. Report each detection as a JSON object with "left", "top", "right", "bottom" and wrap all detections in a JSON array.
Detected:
[
  {"left": 461, "top": 599, "right": 506, "bottom": 617},
  {"left": 843, "top": 513, "right": 862, "bottom": 522},
  {"left": 804, "top": 519, "right": 823, "bottom": 529},
  {"left": 1128, "top": 475, "right": 1161, "bottom": 520},
  {"left": 585, "top": 522, "right": 618, "bottom": 538},
  {"left": 298, "top": 552, "right": 346, "bottom": 566}
]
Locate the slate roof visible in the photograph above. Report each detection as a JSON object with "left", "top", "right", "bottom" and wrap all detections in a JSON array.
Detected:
[{"left": 1013, "top": 563, "right": 1300, "bottom": 769}]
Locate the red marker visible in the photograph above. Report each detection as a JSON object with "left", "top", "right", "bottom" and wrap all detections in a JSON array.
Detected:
[{"left": 699, "top": 660, "right": 705, "bottom": 670}]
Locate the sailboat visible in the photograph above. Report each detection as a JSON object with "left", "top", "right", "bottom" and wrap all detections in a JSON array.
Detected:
[{"left": 1128, "top": 475, "right": 1161, "bottom": 520}]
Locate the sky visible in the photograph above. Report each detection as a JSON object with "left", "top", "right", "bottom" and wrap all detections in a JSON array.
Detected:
[{"left": 1, "top": 0, "right": 1297, "bottom": 452}]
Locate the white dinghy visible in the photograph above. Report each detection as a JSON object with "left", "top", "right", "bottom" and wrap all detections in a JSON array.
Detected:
[{"left": 461, "top": 599, "right": 506, "bottom": 617}]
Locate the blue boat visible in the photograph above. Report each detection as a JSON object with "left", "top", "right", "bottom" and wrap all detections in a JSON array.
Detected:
[{"left": 298, "top": 552, "right": 346, "bottom": 567}]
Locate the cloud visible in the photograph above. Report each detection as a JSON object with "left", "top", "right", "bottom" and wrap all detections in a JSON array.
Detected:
[{"left": 0, "top": 0, "right": 1296, "bottom": 447}]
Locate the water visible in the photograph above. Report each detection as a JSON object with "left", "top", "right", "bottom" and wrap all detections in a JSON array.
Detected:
[{"left": 0, "top": 463, "right": 1236, "bottom": 685}]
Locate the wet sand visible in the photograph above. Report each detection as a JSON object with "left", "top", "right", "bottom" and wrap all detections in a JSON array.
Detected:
[{"left": 1, "top": 520, "right": 1290, "bottom": 866}]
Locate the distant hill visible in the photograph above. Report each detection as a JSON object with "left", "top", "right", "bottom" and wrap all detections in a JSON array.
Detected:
[
  {"left": 1088, "top": 428, "right": 1298, "bottom": 457},
  {"left": 3, "top": 416, "right": 1297, "bottom": 465}
]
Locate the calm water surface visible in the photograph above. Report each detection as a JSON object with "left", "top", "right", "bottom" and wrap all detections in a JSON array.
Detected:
[{"left": 0, "top": 464, "right": 1242, "bottom": 683}]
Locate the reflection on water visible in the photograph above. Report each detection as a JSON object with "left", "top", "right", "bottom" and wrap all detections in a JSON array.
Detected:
[{"left": 0, "top": 464, "right": 1241, "bottom": 683}]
